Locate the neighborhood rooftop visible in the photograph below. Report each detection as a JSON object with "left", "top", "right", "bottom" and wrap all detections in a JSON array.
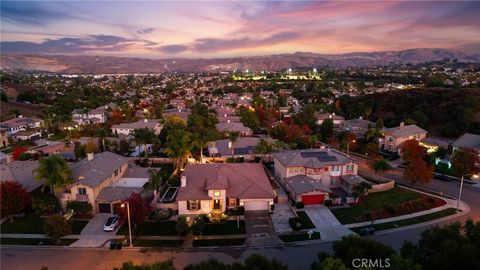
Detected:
[
  {"left": 273, "top": 148, "right": 353, "bottom": 168},
  {"left": 452, "top": 133, "right": 480, "bottom": 149},
  {"left": 382, "top": 124, "right": 427, "bottom": 137},
  {"left": 70, "top": 151, "right": 127, "bottom": 188}
]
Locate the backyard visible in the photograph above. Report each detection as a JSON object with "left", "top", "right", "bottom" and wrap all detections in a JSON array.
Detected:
[{"left": 331, "top": 187, "right": 446, "bottom": 224}]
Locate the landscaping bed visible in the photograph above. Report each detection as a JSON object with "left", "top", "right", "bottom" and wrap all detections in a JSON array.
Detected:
[
  {"left": 201, "top": 220, "right": 246, "bottom": 235},
  {"left": 132, "top": 239, "right": 184, "bottom": 248},
  {"left": 0, "top": 214, "right": 44, "bottom": 234},
  {"left": 192, "top": 238, "right": 246, "bottom": 247},
  {"left": 350, "top": 208, "right": 457, "bottom": 233},
  {"left": 70, "top": 220, "right": 89, "bottom": 234},
  {"left": 279, "top": 231, "right": 321, "bottom": 242},
  {"left": 117, "top": 221, "right": 178, "bottom": 236},
  {"left": 0, "top": 238, "right": 77, "bottom": 246},
  {"left": 331, "top": 187, "right": 446, "bottom": 224},
  {"left": 289, "top": 211, "right": 316, "bottom": 231}
]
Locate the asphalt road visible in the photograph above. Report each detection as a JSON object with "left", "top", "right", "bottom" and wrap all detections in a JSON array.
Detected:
[{"left": 2, "top": 158, "right": 478, "bottom": 270}]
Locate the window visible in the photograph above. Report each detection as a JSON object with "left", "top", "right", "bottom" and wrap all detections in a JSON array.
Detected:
[
  {"left": 330, "top": 178, "right": 335, "bottom": 185},
  {"left": 346, "top": 164, "right": 354, "bottom": 171},
  {"left": 228, "top": 198, "right": 237, "bottom": 207},
  {"left": 187, "top": 200, "right": 200, "bottom": 211},
  {"left": 332, "top": 166, "right": 339, "bottom": 172},
  {"left": 78, "top": 187, "right": 87, "bottom": 195},
  {"left": 213, "top": 191, "right": 221, "bottom": 197}
]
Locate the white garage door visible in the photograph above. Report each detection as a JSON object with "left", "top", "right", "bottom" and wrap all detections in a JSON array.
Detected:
[{"left": 244, "top": 201, "right": 269, "bottom": 211}]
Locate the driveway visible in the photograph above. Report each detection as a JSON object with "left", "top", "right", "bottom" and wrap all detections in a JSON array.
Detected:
[
  {"left": 69, "top": 213, "right": 121, "bottom": 248},
  {"left": 244, "top": 210, "right": 275, "bottom": 236},
  {"left": 271, "top": 203, "right": 295, "bottom": 233},
  {"left": 303, "top": 205, "right": 354, "bottom": 241}
]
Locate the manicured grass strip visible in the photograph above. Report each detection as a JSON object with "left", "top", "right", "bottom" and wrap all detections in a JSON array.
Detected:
[
  {"left": 0, "top": 238, "right": 77, "bottom": 246},
  {"left": 296, "top": 211, "right": 315, "bottom": 229},
  {"left": 0, "top": 214, "right": 44, "bottom": 234},
  {"left": 192, "top": 238, "right": 246, "bottom": 247},
  {"left": 132, "top": 239, "right": 184, "bottom": 248},
  {"left": 331, "top": 187, "right": 422, "bottom": 224},
  {"left": 202, "top": 220, "right": 246, "bottom": 235},
  {"left": 70, "top": 220, "right": 89, "bottom": 235},
  {"left": 350, "top": 208, "right": 457, "bottom": 233},
  {"left": 117, "top": 221, "right": 178, "bottom": 236},
  {"left": 279, "top": 232, "right": 321, "bottom": 242}
]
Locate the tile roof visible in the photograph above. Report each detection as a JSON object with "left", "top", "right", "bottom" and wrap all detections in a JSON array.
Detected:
[
  {"left": 210, "top": 136, "right": 274, "bottom": 157},
  {"left": 285, "top": 175, "right": 332, "bottom": 194},
  {"left": 273, "top": 148, "right": 353, "bottom": 168},
  {"left": 111, "top": 119, "right": 160, "bottom": 130},
  {"left": 177, "top": 163, "right": 274, "bottom": 201},
  {"left": 70, "top": 151, "right": 127, "bottom": 188},
  {"left": 343, "top": 118, "right": 376, "bottom": 129},
  {"left": 382, "top": 124, "right": 427, "bottom": 138},
  {"left": 215, "top": 122, "right": 252, "bottom": 133},
  {"left": 0, "top": 117, "right": 42, "bottom": 129}
]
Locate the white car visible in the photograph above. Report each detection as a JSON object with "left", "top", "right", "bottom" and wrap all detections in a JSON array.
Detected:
[{"left": 103, "top": 215, "right": 119, "bottom": 232}]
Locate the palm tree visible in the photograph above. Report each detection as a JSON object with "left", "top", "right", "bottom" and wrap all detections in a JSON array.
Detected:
[
  {"left": 133, "top": 127, "right": 157, "bottom": 160},
  {"left": 34, "top": 155, "right": 72, "bottom": 206},
  {"left": 164, "top": 129, "right": 191, "bottom": 176},
  {"left": 191, "top": 133, "right": 208, "bottom": 164},
  {"left": 370, "top": 158, "right": 392, "bottom": 181},
  {"left": 228, "top": 131, "right": 240, "bottom": 160},
  {"left": 308, "top": 134, "right": 319, "bottom": 148},
  {"left": 255, "top": 139, "right": 273, "bottom": 163},
  {"left": 144, "top": 169, "right": 165, "bottom": 202}
]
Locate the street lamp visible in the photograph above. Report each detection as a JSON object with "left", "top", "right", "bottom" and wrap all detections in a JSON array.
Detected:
[
  {"left": 121, "top": 202, "right": 133, "bottom": 247},
  {"left": 456, "top": 173, "right": 478, "bottom": 212},
  {"left": 347, "top": 139, "right": 356, "bottom": 157}
]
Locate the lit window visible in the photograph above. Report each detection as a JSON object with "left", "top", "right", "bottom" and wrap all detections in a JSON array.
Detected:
[
  {"left": 188, "top": 200, "right": 200, "bottom": 210},
  {"left": 228, "top": 198, "right": 237, "bottom": 207},
  {"left": 214, "top": 191, "right": 221, "bottom": 197}
]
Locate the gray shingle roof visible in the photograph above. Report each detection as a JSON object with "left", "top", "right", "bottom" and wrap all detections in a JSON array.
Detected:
[
  {"left": 211, "top": 137, "right": 272, "bottom": 157},
  {"left": 111, "top": 119, "right": 160, "bottom": 130},
  {"left": 383, "top": 124, "right": 427, "bottom": 138},
  {"left": 96, "top": 186, "right": 142, "bottom": 202},
  {"left": 215, "top": 122, "right": 252, "bottom": 134},
  {"left": 0, "top": 160, "right": 42, "bottom": 192},
  {"left": 70, "top": 152, "right": 127, "bottom": 188},
  {"left": 343, "top": 118, "right": 375, "bottom": 129},
  {"left": 340, "top": 175, "right": 368, "bottom": 186},
  {"left": 285, "top": 175, "right": 332, "bottom": 194},
  {"left": 273, "top": 148, "right": 353, "bottom": 168},
  {"left": 452, "top": 133, "right": 480, "bottom": 149}
]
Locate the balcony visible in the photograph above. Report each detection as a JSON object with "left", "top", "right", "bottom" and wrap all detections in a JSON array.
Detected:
[{"left": 76, "top": 194, "right": 89, "bottom": 202}]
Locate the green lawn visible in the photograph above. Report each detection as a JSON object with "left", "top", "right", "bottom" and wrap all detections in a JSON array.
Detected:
[
  {"left": 117, "top": 221, "right": 178, "bottom": 236},
  {"left": 192, "top": 238, "right": 246, "bottom": 247},
  {"left": 48, "top": 133, "right": 66, "bottom": 141},
  {"left": 296, "top": 211, "right": 315, "bottom": 229},
  {"left": 0, "top": 238, "right": 77, "bottom": 246},
  {"left": 132, "top": 239, "right": 184, "bottom": 248},
  {"left": 350, "top": 208, "right": 457, "bottom": 233},
  {"left": 279, "top": 232, "right": 321, "bottom": 242},
  {"left": 70, "top": 220, "right": 89, "bottom": 235},
  {"left": 0, "top": 214, "right": 44, "bottom": 234},
  {"left": 201, "top": 220, "right": 246, "bottom": 235},
  {"left": 331, "top": 187, "right": 422, "bottom": 224}
]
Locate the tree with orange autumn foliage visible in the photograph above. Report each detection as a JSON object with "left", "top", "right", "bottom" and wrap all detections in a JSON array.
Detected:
[
  {"left": 403, "top": 157, "right": 434, "bottom": 185},
  {"left": 401, "top": 139, "right": 426, "bottom": 162}
]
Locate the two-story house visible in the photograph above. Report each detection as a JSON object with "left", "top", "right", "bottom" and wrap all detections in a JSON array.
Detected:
[
  {"left": 0, "top": 116, "right": 42, "bottom": 136},
  {"left": 315, "top": 113, "right": 345, "bottom": 126},
  {"left": 378, "top": 123, "right": 427, "bottom": 154},
  {"left": 72, "top": 108, "right": 107, "bottom": 126},
  {"left": 273, "top": 148, "right": 358, "bottom": 205},
  {"left": 111, "top": 119, "right": 162, "bottom": 136},
  {"left": 177, "top": 163, "right": 275, "bottom": 215},
  {"left": 341, "top": 117, "right": 376, "bottom": 138}
]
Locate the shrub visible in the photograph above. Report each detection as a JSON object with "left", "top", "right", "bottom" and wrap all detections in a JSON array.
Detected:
[
  {"left": 191, "top": 216, "right": 206, "bottom": 235},
  {"left": 387, "top": 206, "right": 396, "bottom": 215},
  {"left": 324, "top": 199, "right": 333, "bottom": 207},
  {"left": 66, "top": 201, "right": 93, "bottom": 216},
  {"left": 149, "top": 208, "right": 172, "bottom": 222},
  {"left": 175, "top": 216, "right": 189, "bottom": 235},
  {"left": 289, "top": 217, "right": 303, "bottom": 231},
  {"left": 295, "top": 201, "right": 304, "bottom": 209},
  {"left": 32, "top": 193, "right": 57, "bottom": 215},
  {"left": 44, "top": 214, "right": 71, "bottom": 242}
]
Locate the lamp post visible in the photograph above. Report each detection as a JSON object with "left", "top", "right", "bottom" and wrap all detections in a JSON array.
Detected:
[
  {"left": 456, "top": 173, "right": 478, "bottom": 213},
  {"left": 347, "top": 139, "right": 356, "bottom": 157},
  {"left": 121, "top": 202, "right": 133, "bottom": 247}
]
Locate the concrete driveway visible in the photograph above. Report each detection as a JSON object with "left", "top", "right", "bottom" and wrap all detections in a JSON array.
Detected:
[
  {"left": 303, "top": 205, "right": 354, "bottom": 241},
  {"left": 244, "top": 211, "right": 275, "bottom": 235},
  {"left": 70, "top": 213, "right": 121, "bottom": 248},
  {"left": 271, "top": 203, "right": 295, "bottom": 233}
]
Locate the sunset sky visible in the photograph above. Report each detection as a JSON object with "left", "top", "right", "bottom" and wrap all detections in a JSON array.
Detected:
[{"left": 1, "top": 1, "right": 480, "bottom": 58}]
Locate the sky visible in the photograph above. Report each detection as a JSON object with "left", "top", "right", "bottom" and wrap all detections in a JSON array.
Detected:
[{"left": 1, "top": 0, "right": 480, "bottom": 58}]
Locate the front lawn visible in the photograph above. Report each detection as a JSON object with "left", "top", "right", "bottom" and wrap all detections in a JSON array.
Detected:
[
  {"left": 331, "top": 187, "right": 445, "bottom": 224},
  {"left": 132, "top": 239, "right": 184, "bottom": 248},
  {"left": 279, "top": 231, "right": 321, "bottom": 242},
  {"left": 192, "top": 238, "right": 246, "bottom": 247},
  {"left": 0, "top": 214, "right": 44, "bottom": 234},
  {"left": 201, "top": 220, "right": 246, "bottom": 235},
  {"left": 117, "top": 221, "right": 178, "bottom": 236},
  {"left": 70, "top": 220, "right": 89, "bottom": 234},
  {"left": 289, "top": 211, "right": 316, "bottom": 231},
  {"left": 350, "top": 208, "right": 457, "bottom": 233},
  {"left": 0, "top": 238, "right": 77, "bottom": 246}
]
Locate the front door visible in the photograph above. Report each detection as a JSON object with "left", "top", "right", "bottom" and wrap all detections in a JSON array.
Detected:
[{"left": 213, "top": 199, "right": 221, "bottom": 210}]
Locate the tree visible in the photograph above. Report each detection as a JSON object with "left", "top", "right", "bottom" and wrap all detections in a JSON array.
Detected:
[
  {"left": 308, "top": 134, "right": 319, "bottom": 148},
  {"left": 164, "top": 129, "right": 191, "bottom": 176},
  {"left": 66, "top": 201, "right": 93, "bottom": 216},
  {"left": 333, "top": 235, "right": 395, "bottom": 267},
  {"left": 255, "top": 139, "right": 273, "bottom": 162},
  {"left": 0, "top": 181, "right": 31, "bottom": 222},
  {"left": 43, "top": 214, "right": 71, "bottom": 243},
  {"left": 370, "top": 159, "right": 392, "bottom": 181},
  {"left": 311, "top": 257, "right": 348, "bottom": 270},
  {"left": 119, "top": 260, "right": 175, "bottom": 270},
  {"left": 190, "top": 216, "right": 206, "bottom": 235},
  {"left": 450, "top": 149, "right": 479, "bottom": 177},
  {"left": 34, "top": 155, "right": 72, "bottom": 204},
  {"left": 176, "top": 216, "right": 189, "bottom": 235},
  {"left": 228, "top": 131, "right": 240, "bottom": 159},
  {"left": 365, "top": 128, "right": 381, "bottom": 142},
  {"left": 32, "top": 192, "right": 57, "bottom": 215},
  {"left": 244, "top": 253, "right": 288, "bottom": 270},
  {"left": 190, "top": 132, "right": 209, "bottom": 163},
  {"left": 351, "top": 182, "right": 371, "bottom": 202},
  {"left": 401, "top": 139, "right": 426, "bottom": 162},
  {"left": 133, "top": 127, "right": 157, "bottom": 159},
  {"left": 404, "top": 157, "right": 434, "bottom": 186},
  {"left": 85, "top": 138, "right": 99, "bottom": 154},
  {"left": 121, "top": 192, "right": 152, "bottom": 226},
  {"left": 144, "top": 169, "right": 165, "bottom": 202},
  {"left": 239, "top": 107, "right": 260, "bottom": 130},
  {"left": 74, "top": 141, "right": 87, "bottom": 159},
  {"left": 12, "top": 146, "right": 28, "bottom": 160},
  {"left": 320, "top": 118, "right": 334, "bottom": 142}
]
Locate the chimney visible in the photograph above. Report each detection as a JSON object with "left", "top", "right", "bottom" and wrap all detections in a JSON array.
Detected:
[
  {"left": 144, "top": 118, "right": 148, "bottom": 123},
  {"left": 400, "top": 122, "right": 405, "bottom": 127},
  {"left": 359, "top": 116, "right": 363, "bottom": 120},
  {"left": 332, "top": 112, "right": 336, "bottom": 116},
  {"left": 228, "top": 141, "right": 232, "bottom": 148},
  {"left": 87, "top": 152, "right": 94, "bottom": 161},
  {"left": 181, "top": 176, "right": 187, "bottom": 187}
]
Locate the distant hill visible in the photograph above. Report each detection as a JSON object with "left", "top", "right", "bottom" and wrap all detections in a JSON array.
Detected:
[{"left": 1, "top": 48, "right": 480, "bottom": 74}]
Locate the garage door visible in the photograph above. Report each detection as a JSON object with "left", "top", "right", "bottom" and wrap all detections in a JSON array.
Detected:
[
  {"left": 244, "top": 201, "right": 269, "bottom": 211},
  {"left": 302, "top": 194, "right": 325, "bottom": 205},
  {"left": 98, "top": 203, "right": 112, "bottom": 213}
]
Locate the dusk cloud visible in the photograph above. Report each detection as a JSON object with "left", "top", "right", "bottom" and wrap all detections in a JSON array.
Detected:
[{"left": 158, "top": 44, "right": 190, "bottom": 54}]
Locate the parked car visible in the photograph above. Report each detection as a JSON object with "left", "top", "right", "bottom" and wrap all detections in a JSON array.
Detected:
[
  {"left": 434, "top": 173, "right": 452, "bottom": 182},
  {"left": 103, "top": 215, "right": 119, "bottom": 232}
]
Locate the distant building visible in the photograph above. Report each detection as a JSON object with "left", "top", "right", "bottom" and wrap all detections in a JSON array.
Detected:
[
  {"left": 111, "top": 119, "right": 162, "bottom": 136},
  {"left": 315, "top": 113, "right": 345, "bottom": 126},
  {"left": 0, "top": 116, "right": 42, "bottom": 136},
  {"left": 215, "top": 122, "right": 252, "bottom": 136},
  {"left": 208, "top": 136, "right": 275, "bottom": 161},
  {"left": 452, "top": 133, "right": 480, "bottom": 159},
  {"left": 162, "top": 108, "right": 191, "bottom": 121},
  {"left": 378, "top": 123, "right": 427, "bottom": 154},
  {"left": 341, "top": 117, "right": 376, "bottom": 138}
]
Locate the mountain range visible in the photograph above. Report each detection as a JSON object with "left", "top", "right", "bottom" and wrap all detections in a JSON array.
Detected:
[{"left": 1, "top": 48, "right": 479, "bottom": 74}]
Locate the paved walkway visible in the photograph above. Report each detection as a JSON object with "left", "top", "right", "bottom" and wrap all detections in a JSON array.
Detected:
[
  {"left": 303, "top": 205, "right": 354, "bottom": 241},
  {"left": 69, "top": 213, "right": 119, "bottom": 248}
]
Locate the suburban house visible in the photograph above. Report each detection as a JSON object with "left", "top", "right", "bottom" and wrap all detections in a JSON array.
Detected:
[
  {"left": 162, "top": 108, "right": 191, "bottom": 121},
  {"left": 0, "top": 160, "right": 42, "bottom": 192},
  {"left": 215, "top": 122, "right": 252, "bottom": 136},
  {"left": 315, "top": 113, "right": 345, "bottom": 126},
  {"left": 273, "top": 148, "right": 359, "bottom": 205},
  {"left": 12, "top": 129, "right": 42, "bottom": 141},
  {"left": 176, "top": 163, "right": 275, "bottom": 215},
  {"left": 208, "top": 136, "right": 275, "bottom": 161},
  {"left": 0, "top": 116, "right": 42, "bottom": 136},
  {"left": 341, "top": 117, "right": 376, "bottom": 138},
  {"left": 72, "top": 107, "right": 107, "bottom": 126},
  {"left": 452, "top": 133, "right": 480, "bottom": 154},
  {"left": 378, "top": 123, "right": 428, "bottom": 154},
  {"left": 111, "top": 119, "right": 162, "bottom": 136}
]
